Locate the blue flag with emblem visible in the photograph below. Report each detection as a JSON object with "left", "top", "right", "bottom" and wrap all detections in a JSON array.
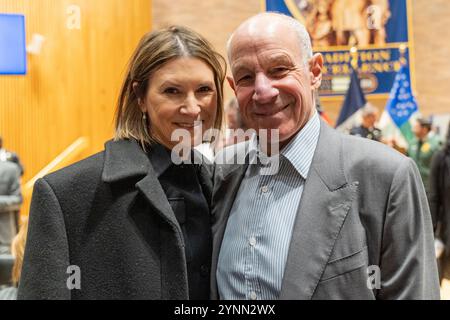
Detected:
[{"left": 385, "top": 64, "right": 417, "bottom": 143}]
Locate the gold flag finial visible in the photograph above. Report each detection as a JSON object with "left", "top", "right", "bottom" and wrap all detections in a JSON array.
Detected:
[
  {"left": 350, "top": 47, "right": 358, "bottom": 69},
  {"left": 399, "top": 44, "right": 407, "bottom": 65}
]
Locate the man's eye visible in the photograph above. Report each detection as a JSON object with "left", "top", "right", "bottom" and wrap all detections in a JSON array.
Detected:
[
  {"left": 163, "top": 87, "right": 180, "bottom": 94},
  {"left": 237, "top": 75, "right": 252, "bottom": 83},
  {"left": 271, "top": 67, "right": 289, "bottom": 75}
]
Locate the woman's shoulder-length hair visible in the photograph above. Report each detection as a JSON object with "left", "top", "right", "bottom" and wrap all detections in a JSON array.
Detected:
[{"left": 114, "top": 25, "right": 226, "bottom": 149}]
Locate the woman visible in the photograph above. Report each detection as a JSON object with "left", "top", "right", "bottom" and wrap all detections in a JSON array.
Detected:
[
  {"left": 0, "top": 218, "right": 28, "bottom": 300},
  {"left": 18, "top": 26, "right": 226, "bottom": 299},
  {"left": 429, "top": 122, "right": 450, "bottom": 283}
]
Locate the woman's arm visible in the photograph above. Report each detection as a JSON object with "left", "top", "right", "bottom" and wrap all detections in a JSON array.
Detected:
[{"left": 18, "top": 178, "right": 71, "bottom": 300}]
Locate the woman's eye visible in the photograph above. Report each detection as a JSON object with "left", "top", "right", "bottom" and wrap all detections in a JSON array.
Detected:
[
  {"left": 198, "top": 86, "right": 213, "bottom": 93},
  {"left": 163, "top": 87, "right": 180, "bottom": 94}
]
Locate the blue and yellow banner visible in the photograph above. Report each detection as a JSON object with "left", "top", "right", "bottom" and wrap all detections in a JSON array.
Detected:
[{"left": 264, "top": 0, "right": 414, "bottom": 97}]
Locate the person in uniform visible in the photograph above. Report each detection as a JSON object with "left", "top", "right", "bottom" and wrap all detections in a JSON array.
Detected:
[{"left": 408, "top": 117, "right": 442, "bottom": 195}]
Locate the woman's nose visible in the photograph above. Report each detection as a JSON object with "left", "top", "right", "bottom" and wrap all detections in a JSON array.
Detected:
[{"left": 180, "top": 93, "right": 201, "bottom": 116}]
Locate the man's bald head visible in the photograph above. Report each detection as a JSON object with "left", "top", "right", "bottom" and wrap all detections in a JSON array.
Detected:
[
  {"left": 227, "top": 12, "right": 313, "bottom": 66},
  {"left": 225, "top": 12, "right": 323, "bottom": 150}
]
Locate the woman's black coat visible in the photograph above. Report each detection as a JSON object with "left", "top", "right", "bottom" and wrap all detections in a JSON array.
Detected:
[{"left": 18, "top": 139, "right": 213, "bottom": 299}]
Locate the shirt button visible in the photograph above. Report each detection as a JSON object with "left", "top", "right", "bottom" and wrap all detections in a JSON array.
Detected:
[
  {"left": 200, "top": 264, "right": 209, "bottom": 278},
  {"left": 249, "top": 236, "right": 257, "bottom": 247},
  {"left": 250, "top": 291, "right": 257, "bottom": 300},
  {"left": 261, "top": 185, "right": 269, "bottom": 193}
]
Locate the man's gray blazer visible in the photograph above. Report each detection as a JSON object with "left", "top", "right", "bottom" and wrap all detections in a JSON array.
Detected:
[{"left": 211, "top": 120, "right": 440, "bottom": 300}]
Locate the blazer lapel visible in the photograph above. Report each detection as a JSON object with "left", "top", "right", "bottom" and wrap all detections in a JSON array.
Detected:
[{"left": 280, "top": 122, "right": 358, "bottom": 300}]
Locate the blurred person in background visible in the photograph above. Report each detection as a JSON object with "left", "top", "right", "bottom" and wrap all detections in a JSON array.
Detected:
[
  {"left": 0, "top": 161, "right": 22, "bottom": 255},
  {"left": 0, "top": 136, "right": 24, "bottom": 176},
  {"left": 429, "top": 121, "right": 450, "bottom": 284},
  {"left": 225, "top": 97, "right": 245, "bottom": 131},
  {"left": 408, "top": 117, "right": 442, "bottom": 196},
  {"left": 350, "top": 103, "right": 382, "bottom": 142},
  {"left": 18, "top": 25, "right": 225, "bottom": 300},
  {"left": 0, "top": 218, "right": 28, "bottom": 300},
  {"left": 221, "top": 97, "right": 249, "bottom": 148}
]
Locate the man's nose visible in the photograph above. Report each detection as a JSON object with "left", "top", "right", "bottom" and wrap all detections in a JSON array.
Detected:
[
  {"left": 180, "top": 93, "right": 201, "bottom": 117},
  {"left": 253, "top": 73, "right": 278, "bottom": 104}
]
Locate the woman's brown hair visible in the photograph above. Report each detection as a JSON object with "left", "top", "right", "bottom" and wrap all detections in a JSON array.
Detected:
[
  {"left": 114, "top": 25, "right": 226, "bottom": 148},
  {"left": 11, "top": 218, "right": 28, "bottom": 286}
]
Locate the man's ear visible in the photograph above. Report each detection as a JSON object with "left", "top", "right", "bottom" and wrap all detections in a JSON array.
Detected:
[
  {"left": 227, "top": 76, "right": 236, "bottom": 93},
  {"left": 309, "top": 53, "right": 323, "bottom": 90},
  {"left": 132, "top": 82, "right": 145, "bottom": 111}
]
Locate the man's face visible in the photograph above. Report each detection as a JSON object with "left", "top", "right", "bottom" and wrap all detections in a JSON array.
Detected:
[
  {"left": 362, "top": 113, "right": 377, "bottom": 128},
  {"left": 228, "top": 26, "right": 322, "bottom": 148},
  {"left": 413, "top": 122, "right": 430, "bottom": 140}
]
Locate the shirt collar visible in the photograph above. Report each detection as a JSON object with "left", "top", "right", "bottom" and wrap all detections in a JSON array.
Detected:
[
  {"left": 147, "top": 143, "right": 173, "bottom": 177},
  {"left": 281, "top": 112, "right": 321, "bottom": 179},
  {"left": 148, "top": 143, "right": 201, "bottom": 177},
  {"left": 248, "top": 111, "right": 320, "bottom": 179}
]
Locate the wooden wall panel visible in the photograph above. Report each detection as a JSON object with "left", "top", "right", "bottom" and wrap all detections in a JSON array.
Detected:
[{"left": 0, "top": 0, "right": 152, "bottom": 186}]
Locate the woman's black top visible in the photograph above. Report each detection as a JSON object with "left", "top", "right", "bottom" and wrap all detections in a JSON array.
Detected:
[{"left": 148, "top": 144, "right": 212, "bottom": 299}]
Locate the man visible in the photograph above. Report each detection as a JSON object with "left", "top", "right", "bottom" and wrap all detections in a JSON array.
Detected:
[
  {"left": 408, "top": 118, "right": 442, "bottom": 196},
  {"left": 0, "top": 136, "right": 24, "bottom": 176},
  {"left": 211, "top": 13, "right": 439, "bottom": 300},
  {"left": 350, "top": 103, "right": 382, "bottom": 142},
  {"left": 0, "top": 161, "right": 22, "bottom": 254}
]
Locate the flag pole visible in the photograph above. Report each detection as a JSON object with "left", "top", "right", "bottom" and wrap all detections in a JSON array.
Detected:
[
  {"left": 350, "top": 46, "right": 359, "bottom": 70},
  {"left": 399, "top": 44, "right": 407, "bottom": 66},
  {"left": 335, "top": 47, "right": 367, "bottom": 129}
]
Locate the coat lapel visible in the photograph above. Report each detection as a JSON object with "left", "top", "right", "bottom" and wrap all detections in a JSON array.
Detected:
[
  {"left": 279, "top": 121, "right": 358, "bottom": 299},
  {"left": 102, "top": 139, "right": 184, "bottom": 243},
  {"left": 194, "top": 150, "right": 214, "bottom": 208},
  {"left": 102, "top": 139, "right": 188, "bottom": 299}
]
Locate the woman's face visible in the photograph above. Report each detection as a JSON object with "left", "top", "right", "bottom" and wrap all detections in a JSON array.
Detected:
[{"left": 140, "top": 57, "right": 217, "bottom": 149}]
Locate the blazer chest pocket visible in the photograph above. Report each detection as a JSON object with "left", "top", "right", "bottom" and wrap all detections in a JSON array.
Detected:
[{"left": 320, "top": 246, "right": 368, "bottom": 282}]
